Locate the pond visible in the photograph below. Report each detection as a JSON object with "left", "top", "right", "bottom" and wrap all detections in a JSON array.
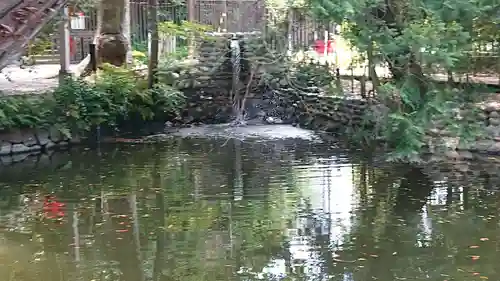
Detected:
[{"left": 0, "top": 135, "right": 498, "bottom": 281}]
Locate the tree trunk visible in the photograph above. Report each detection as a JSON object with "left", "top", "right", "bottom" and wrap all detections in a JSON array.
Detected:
[
  {"left": 147, "top": 0, "right": 159, "bottom": 88},
  {"left": 94, "top": 0, "right": 131, "bottom": 67}
]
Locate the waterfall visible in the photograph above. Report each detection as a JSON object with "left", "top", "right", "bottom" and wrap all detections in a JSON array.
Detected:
[{"left": 229, "top": 35, "right": 244, "bottom": 122}]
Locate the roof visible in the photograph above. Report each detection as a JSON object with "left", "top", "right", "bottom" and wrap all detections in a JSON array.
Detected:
[{"left": 0, "top": 0, "right": 69, "bottom": 70}]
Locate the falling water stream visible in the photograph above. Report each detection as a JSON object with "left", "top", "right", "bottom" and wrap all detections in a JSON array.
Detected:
[{"left": 229, "top": 35, "right": 244, "bottom": 123}]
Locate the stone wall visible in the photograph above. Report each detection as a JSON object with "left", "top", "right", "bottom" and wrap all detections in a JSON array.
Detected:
[
  {"left": 163, "top": 32, "right": 282, "bottom": 123},
  {"left": 0, "top": 128, "right": 77, "bottom": 160}
]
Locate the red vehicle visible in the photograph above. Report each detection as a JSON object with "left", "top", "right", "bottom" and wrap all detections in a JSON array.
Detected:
[
  {"left": 313, "top": 39, "right": 335, "bottom": 55},
  {"left": 43, "top": 195, "right": 65, "bottom": 219},
  {"left": 70, "top": 35, "right": 76, "bottom": 57}
]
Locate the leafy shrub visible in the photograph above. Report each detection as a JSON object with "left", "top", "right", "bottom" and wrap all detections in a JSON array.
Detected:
[
  {"left": 132, "top": 50, "right": 148, "bottom": 65},
  {"left": 0, "top": 65, "right": 185, "bottom": 137},
  {"left": 0, "top": 96, "right": 51, "bottom": 131}
]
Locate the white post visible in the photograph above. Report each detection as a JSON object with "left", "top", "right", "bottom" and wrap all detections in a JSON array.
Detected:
[
  {"left": 59, "top": 5, "right": 71, "bottom": 82},
  {"left": 323, "top": 29, "right": 329, "bottom": 64},
  {"left": 287, "top": 10, "right": 293, "bottom": 56},
  {"left": 148, "top": 32, "right": 151, "bottom": 57},
  {"left": 334, "top": 24, "right": 339, "bottom": 68}
]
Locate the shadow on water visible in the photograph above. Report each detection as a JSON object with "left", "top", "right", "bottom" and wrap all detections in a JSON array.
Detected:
[{"left": 0, "top": 136, "right": 499, "bottom": 281}]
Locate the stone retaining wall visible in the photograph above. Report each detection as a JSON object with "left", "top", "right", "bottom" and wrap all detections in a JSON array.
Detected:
[{"left": 0, "top": 128, "right": 77, "bottom": 161}]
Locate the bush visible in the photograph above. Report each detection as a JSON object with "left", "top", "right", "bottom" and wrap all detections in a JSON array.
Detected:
[{"left": 0, "top": 65, "right": 185, "bottom": 137}]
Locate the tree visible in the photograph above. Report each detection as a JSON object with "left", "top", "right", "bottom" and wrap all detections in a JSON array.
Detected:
[
  {"left": 93, "top": 0, "right": 132, "bottom": 66},
  {"left": 303, "top": 0, "right": 498, "bottom": 159}
]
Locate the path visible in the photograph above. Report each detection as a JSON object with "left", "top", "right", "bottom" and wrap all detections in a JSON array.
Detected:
[{"left": 0, "top": 64, "right": 77, "bottom": 95}]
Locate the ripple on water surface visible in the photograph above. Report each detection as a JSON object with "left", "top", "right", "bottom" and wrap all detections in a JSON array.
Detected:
[{"left": 0, "top": 136, "right": 498, "bottom": 281}]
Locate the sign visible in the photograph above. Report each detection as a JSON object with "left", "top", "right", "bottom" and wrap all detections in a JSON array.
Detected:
[{"left": 70, "top": 12, "right": 86, "bottom": 30}]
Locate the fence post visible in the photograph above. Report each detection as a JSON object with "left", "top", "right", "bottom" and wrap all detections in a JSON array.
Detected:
[
  {"left": 187, "top": 0, "right": 196, "bottom": 58},
  {"left": 59, "top": 5, "right": 71, "bottom": 83},
  {"left": 89, "top": 43, "right": 97, "bottom": 72},
  {"left": 287, "top": 9, "right": 293, "bottom": 56}
]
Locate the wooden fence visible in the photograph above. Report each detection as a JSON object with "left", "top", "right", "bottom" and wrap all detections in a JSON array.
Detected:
[{"left": 38, "top": 1, "right": 335, "bottom": 64}]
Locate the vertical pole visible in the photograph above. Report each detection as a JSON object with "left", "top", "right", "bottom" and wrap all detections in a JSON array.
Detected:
[
  {"left": 59, "top": 5, "right": 71, "bottom": 83},
  {"left": 80, "top": 37, "right": 85, "bottom": 60},
  {"left": 323, "top": 28, "right": 328, "bottom": 65},
  {"left": 287, "top": 9, "right": 293, "bottom": 56},
  {"left": 124, "top": 0, "right": 132, "bottom": 64},
  {"left": 187, "top": 0, "right": 196, "bottom": 58},
  {"left": 222, "top": 0, "right": 228, "bottom": 32},
  {"left": 148, "top": 0, "right": 159, "bottom": 88},
  {"left": 89, "top": 43, "right": 97, "bottom": 72}
]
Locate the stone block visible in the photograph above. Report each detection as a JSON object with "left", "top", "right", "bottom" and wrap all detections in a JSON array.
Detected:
[
  {"left": 484, "top": 102, "right": 500, "bottom": 112},
  {"left": 489, "top": 117, "right": 500, "bottom": 126},
  {"left": 11, "top": 143, "right": 32, "bottom": 154},
  {"left": 0, "top": 142, "right": 10, "bottom": 155},
  {"left": 488, "top": 142, "right": 500, "bottom": 154},
  {"left": 488, "top": 111, "right": 499, "bottom": 118}
]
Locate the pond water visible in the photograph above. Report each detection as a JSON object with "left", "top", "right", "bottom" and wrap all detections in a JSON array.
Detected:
[{"left": 0, "top": 135, "right": 498, "bottom": 281}]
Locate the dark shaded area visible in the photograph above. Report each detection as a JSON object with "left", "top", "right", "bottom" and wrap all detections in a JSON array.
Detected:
[{"left": 393, "top": 167, "right": 435, "bottom": 217}]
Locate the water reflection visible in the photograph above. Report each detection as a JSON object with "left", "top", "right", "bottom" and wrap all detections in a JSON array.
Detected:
[{"left": 0, "top": 138, "right": 498, "bottom": 281}]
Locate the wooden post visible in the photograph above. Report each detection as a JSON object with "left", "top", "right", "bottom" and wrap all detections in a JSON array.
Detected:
[
  {"left": 219, "top": 0, "right": 227, "bottom": 32},
  {"left": 287, "top": 9, "right": 293, "bottom": 56},
  {"left": 89, "top": 43, "right": 97, "bottom": 72},
  {"left": 187, "top": 0, "right": 196, "bottom": 58},
  {"left": 124, "top": 0, "right": 133, "bottom": 64},
  {"left": 59, "top": 5, "right": 71, "bottom": 83},
  {"left": 148, "top": 0, "right": 159, "bottom": 88},
  {"left": 323, "top": 29, "right": 328, "bottom": 65}
]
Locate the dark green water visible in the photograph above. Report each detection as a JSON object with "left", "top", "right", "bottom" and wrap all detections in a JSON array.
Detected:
[{"left": 0, "top": 137, "right": 498, "bottom": 281}]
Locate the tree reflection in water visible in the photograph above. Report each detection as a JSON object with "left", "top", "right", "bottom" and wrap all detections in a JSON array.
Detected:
[{"left": 0, "top": 138, "right": 498, "bottom": 281}]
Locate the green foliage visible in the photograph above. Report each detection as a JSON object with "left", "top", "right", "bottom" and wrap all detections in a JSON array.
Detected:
[
  {"left": 303, "top": 0, "right": 498, "bottom": 159},
  {"left": 0, "top": 97, "right": 51, "bottom": 131},
  {"left": 0, "top": 66, "right": 185, "bottom": 136},
  {"left": 158, "top": 21, "right": 213, "bottom": 40},
  {"left": 292, "top": 60, "right": 337, "bottom": 89}
]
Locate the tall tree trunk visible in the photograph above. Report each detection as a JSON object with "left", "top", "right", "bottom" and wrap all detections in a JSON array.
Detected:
[
  {"left": 147, "top": 0, "right": 159, "bottom": 88},
  {"left": 95, "top": 0, "right": 131, "bottom": 66}
]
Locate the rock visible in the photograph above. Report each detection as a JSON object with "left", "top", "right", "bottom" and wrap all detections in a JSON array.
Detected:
[
  {"left": 453, "top": 162, "right": 469, "bottom": 173},
  {"left": 442, "top": 137, "right": 460, "bottom": 150},
  {"left": 142, "top": 134, "right": 172, "bottom": 143},
  {"left": 478, "top": 112, "right": 488, "bottom": 120},
  {"left": 485, "top": 125, "right": 500, "bottom": 137},
  {"left": 474, "top": 139, "right": 495, "bottom": 152},
  {"left": 265, "top": 116, "right": 283, "bottom": 124},
  {"left": 489, "top": 111, "right": 500, "bottom": 118},
  {"left": 484, "top": 102, "right": 500, "bottom": 112},
  {"left": 458, "top": 150, "right": 474, "bottom": 160},
  {"left": 489, "top": 118, "right": 500, "bottom": 126},
  {"left": 487, "top": 142, "right": 500, "bottom": 154}
]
